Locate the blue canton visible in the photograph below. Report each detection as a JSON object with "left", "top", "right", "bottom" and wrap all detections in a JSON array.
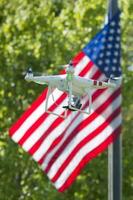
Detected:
[{"left": 83, "top": 11, "right": 121, "bottom": 78}]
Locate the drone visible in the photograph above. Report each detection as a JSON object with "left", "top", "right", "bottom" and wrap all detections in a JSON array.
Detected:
[{"left": 25, "top": 61, "right": 121, "bottom": 118}]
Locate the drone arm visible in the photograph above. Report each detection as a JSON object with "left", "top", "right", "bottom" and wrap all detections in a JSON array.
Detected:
[
  {"left": 25, "top": 74, "right": 48, "bottom": 85},
  {"left": 30, "top": 76, "right": 48, "bottom": 85},
  {"left": 45, "top": 86, "right": 68, "bottom": 119},
  {"left": 45, "top": 86, "right": 52, "bottom": 112}
]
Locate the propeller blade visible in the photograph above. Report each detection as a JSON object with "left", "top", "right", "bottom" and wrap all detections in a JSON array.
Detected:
[
  {"left": 109, "top": 76, "right": 122, "bottom": 85},
  {"left": 27, "top": 67, "right": 33, "bottom": 73}
]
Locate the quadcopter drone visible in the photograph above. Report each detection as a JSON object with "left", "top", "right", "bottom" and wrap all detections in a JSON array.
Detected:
[{"left": 25, "top": 61, "right": 121, "bottom": 118}]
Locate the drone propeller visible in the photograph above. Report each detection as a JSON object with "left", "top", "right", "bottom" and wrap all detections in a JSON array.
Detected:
[
  {"left": 22, "top": 67, "right": 33, "bottom": 76},
  {"left": 59, "top": 60, "right": 79, "bottom": 69},
  {"left": 108, "top": 75, "right": 122, "bottom": 85},
  {"left": 25, "top": 67, "right": 47, "bottom": 76},
  {"left": 26, "top": 67, "right": 33, "bottom": 74},
  {"left": 23, "top": 59, "right": 79, "bottom": 77}
]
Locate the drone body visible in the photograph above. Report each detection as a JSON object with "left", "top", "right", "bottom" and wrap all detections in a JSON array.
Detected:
[{"left": 25, "top": 64, "right": 121, "bottom": 118}]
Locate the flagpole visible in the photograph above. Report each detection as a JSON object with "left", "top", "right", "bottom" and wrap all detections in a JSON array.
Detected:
[{"left": 107, "top": 0, "right": 122, "bottom": 200}]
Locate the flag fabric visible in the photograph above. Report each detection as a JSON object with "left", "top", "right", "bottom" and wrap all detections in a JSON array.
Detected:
[{"left": 9, "top": 11, "right": 122, "bottom": 192}]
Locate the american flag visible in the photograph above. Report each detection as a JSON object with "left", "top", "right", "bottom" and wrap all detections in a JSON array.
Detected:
[{"left": 9, "top": 11, "right": 122, "bottom": 192}]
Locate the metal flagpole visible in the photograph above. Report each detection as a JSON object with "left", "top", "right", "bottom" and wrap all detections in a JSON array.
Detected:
[{"left": 107, "top": 0, "right": 122, "bottom": 200}]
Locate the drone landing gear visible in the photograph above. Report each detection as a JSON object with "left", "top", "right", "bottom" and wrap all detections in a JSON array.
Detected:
[
  {"left": 62, "top": 104, "right": 82, "bottom": 111},
  {"left": 66, "top": 97, "right": 91, "bottom": 115},
  {"left": 45, "top": 86, "right": 92, "bottom": 119},
  {"left": 63, "top": 97, "right": 82, "bottom": 111},
  {"left": 66, "top": 81, "right": 92, "bottom": 115},
  {"left": 45, "top": 86, "right": 68, "bottom": 119}
]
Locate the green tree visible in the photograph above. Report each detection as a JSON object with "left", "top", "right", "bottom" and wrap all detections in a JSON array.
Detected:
[{"left": 0, "top": 0, "right": 133, "bottom": 199}]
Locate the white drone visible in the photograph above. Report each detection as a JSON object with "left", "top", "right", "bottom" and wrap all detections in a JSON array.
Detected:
[{"left": 25, "top": 61, "right": 121, "bottom": 118}]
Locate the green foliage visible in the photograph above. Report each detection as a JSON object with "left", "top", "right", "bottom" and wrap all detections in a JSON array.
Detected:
[{"left": 0, "top": 0, "right": 133, "bottom": 199}]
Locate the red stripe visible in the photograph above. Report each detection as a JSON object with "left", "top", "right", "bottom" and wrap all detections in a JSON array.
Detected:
[
  {"left": 10, "top": 53, "right": 89, "bottom": 140},
  {"left": 9, "top": 89, "right": 47, "bottom": 136},
  {"left": 28, "top": 67, "right": 99, "bottom": 156},
  {"left": 58, "top": 125, "right": 121, "bottom": 192},
  {"left": 19, "top": 63, "right": 98, "bottom": 149},
  {"left": 38, "top": 133, "right": 65, "bottom": 165},
  {"left": 60, "top": 52, "right": 85, "bottom": 75},
  {"left": 72, "top": 52, "right": 85, "bottom": 66},
  {"left": 18, "top": 60, "right": 95, "bottom": 146},
  {"left": 44, "top": 88, "right": 120, "bottom": 173},
  {"left": 38, "top": 89, "right": 106, "bottom": 165},
  {"left": 51, "top": 106, "right": 121, "bottom": 182},
  {"left": 8, "top": 43, "right": 122, "bottom": 193},
  {"left": 18, "top": 92, "right": 67, "bottom": 145},
  {"left": 28, "top": 114, "right": 65, "bottom": 156},
  {"left": 34, "top": 70, "right": 103, "bottom": 164},
  {"left": 9, "top": 52, "right": 85, "bottom": 137},
  {"left": 93, "top": 70, "right": 103, "bottom": 80},
  {"left": 79, "top": 61, "right": 94, "bottom": 77}
]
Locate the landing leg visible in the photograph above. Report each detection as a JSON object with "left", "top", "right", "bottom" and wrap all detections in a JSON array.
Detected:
[
  {"left": 45, "top": 86, "right": 68, "bottom": 119},
  {"left": 86, "top": 89, "right": 92, "bottom": 114}
]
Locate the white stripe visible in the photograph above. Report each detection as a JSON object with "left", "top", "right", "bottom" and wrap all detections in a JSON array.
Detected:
[
  {"left": 12, "top": 89, "right": 63, "bottom": 142},
  {"left": 41, "top": 110, "right": 84, "bottom": 169},
  {"left": 11, "top": 57, "right": 98, "bottom": 143},
  {"left": 31, "top": 65, "right": 97, "bottom": 160},
  {"left": 47, "top": 94, "right": 121, "bottom": 179},
  {"left": 44, "top": 90, "right": 121, "bottom": 173},
  {"left": 35, "top": 70, "right": 104, "bottom": 166},
  {"left": 41, "top": 73, "right": 106, "bottom": 170},
  {"left": 22, "top": 97, "right": 67, "bottom": 152},
  {"left": 13, "top": 62, "right": 93, "bottom": 143},
  {"left": 22, "top": 58, "right": 93, "bottom": 155},
  {"left": 74, "top": 56, "right": 91, "bottom": 75},
  {"left": 84, "top": 64, "right": 100, "bottom": 78},
  {"left": 54, "top": 114, "right": 121, "bottom": 189}
]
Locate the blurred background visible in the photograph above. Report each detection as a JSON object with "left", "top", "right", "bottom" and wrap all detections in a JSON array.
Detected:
[{"left": 0, "top": 0, "right": 133, "bottom": 199}]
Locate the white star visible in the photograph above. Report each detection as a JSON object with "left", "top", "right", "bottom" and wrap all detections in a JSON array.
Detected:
[
  {"left": 118, "top": 67, "right": 122, "bottom": 72},
  {"left": 107, "top": 44, "right": 113, "bottom": 49},
  {"left": 110, "top": 73, "right": 114, "bottom": 77},
  {"left": 103, "top": 30, "right": 107, "bottom": 35},
  {"left": 114, "top": 51, "right": 119, "bottom": 56},
  {"left": 112, "top": 67, "right": 116, "bottom": 71},
  {"left": 115, "top": 44, "right": 119, "bottom": 49},
  {"left": 105, "top": 59, "right": 110, "bottom": 64},
  {"left": 98, "top": 60, "right": 103, "bottom": 65},
  {"left": 113, "top": 59, "right": 117, "bottom": 64},
  {"left": 106, "top": 51, "right": 111, "bottom": 56},
  {"left": 111, "top": 21, "right": 116, "bottom": 26},
  {"left": 117, "top": 28, "right": 121, "bottom": 34},
  {"left": 94, "top": 40, "right": 98, "bottom": 44},
  {"left": 110, "top": 29, "right": 115, "bottom": 34},
  {"left": 116, "top": 36, "right": 120, "bottom": 41},
  {"left": 101, "top": 45, "right": 105, "bottom": 50},
  {"left": 101, "top": 38, "right": 106, "bottom": 42},
  {"left": 92, "top": 54, "right": 97, "bottom": 59},
  {"left": 99, "top": 53, "right": 104, "bottom": 58},
  {"left": 108, "top": 36, "right": 114, "bottom": 41},
  {"left": 93, "top": 47, "right": 97, "bottom": 51},
  {"left": 87, "top": 49, "right": 91, "bottom": 53},
  {"left": 105, "top": 67, "right": 109, "bottom": 71}
]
